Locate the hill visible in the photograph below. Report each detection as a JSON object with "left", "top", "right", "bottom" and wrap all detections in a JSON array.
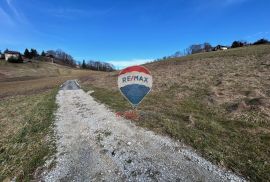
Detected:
[
  {"left": 0, "top": 60, "right": 78, "bottom": 81},
  {"left": 0, "top": 60, "right": 94, "bottom": 98},
  {"left": 0, "top": 60, "right": 95, "bottom": 180},
  {"left": 81, "top": 45, "right": 270, "bottom": 181}
]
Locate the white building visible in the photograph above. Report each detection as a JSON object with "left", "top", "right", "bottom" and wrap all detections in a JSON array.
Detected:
[
  {"left": 213, "top": 45, "right": 228, "bottom": 51},
  {"left": 4, "top": 51, "right": 21, "bottom": 61}
]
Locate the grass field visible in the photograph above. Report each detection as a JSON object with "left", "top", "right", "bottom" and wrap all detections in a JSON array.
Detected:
[
  {"left": 0, "top": 89, "right": 57, "bottom": 181},
  {"left": 81, "top": 45, "right": 270, "bottom": 181},
  {"left": 0, "top": 60, "right": 92, "bottom": 181},
  {"left": 1, "top": 45, "right": 269, "bottom": 181}
]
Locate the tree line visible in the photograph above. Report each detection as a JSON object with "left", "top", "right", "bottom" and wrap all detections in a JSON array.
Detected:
[
  {"left": 81, "top": 60, "right": 115, "bottom": 72},
  {"left": 1, "top": 48, "right": 115, "bottom": 72},
  {"left": 188, "top": 38, "right": 270, "bottom": 55},
  {"left": 45, "top": 49, "right": 77, "bottom": 67},
  {"left": 156, "top": 38, "right": 270, "bottom": 61}
]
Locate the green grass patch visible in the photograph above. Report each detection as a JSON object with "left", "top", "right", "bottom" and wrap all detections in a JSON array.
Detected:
[
  {"left": 0, "top": 89, "right": 58, "bottom": 181},
  {"left": 83, "top": 85, "right": 270, "bottom": 181},
  {"left": 82, "top": 85, "right": 132, "bottom": 112}
]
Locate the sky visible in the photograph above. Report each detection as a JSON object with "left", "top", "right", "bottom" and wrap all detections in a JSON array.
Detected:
[{"left": 0, "top": 0, "right": 270, "bottom": 68}]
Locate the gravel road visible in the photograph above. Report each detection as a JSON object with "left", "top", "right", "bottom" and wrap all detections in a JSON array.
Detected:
[{"left": 42, "top": 80, "right": 245, "bottom": 182}]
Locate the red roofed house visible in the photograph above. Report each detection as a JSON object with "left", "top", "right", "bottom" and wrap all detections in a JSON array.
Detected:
[{"left": 4, "top": 51, "right": 21, "bottom": 61}]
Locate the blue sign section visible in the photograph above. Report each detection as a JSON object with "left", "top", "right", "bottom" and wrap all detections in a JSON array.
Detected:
[
  {"left": 120, "top": 84, "right": 151, "bottom": 106},
  {"left": 118, "top": 66, "right": 152, "bottom": 107}
]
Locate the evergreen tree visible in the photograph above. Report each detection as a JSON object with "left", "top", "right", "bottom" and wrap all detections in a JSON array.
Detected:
[
  {"left": 231, "top": 41, "right": 245, "bottom": 48},
  {"left": 24, "top": 48, "right": 30, "bottom": 58},
  {"left": 253, "top": 38, "right": 270, "bottom": 45},
  {"left": 41, "top": 51, "right": 46, "bottom": 56},
  {"left": 30, "top": 48, "right": 38, "bottom": 58},
  {"left": 82, "top": 60, "right": 87, "bottom": 69}
]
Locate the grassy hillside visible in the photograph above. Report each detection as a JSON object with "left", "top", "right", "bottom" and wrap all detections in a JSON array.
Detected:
[
  {"left": 81, "top": 45, "right": 270, "bottom": 181},
  {"left": 0, "top": 60, "right": 95, "bottom": 98},
  {"left": 0, "top": 60, "right": 74, "bottom": 80},
  {"left": 0, "top": 60, "right": 92, "bottom": 180}
]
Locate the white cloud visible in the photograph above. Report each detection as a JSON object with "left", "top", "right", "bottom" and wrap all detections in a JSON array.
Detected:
[
  {"left": 0, "top": 7, "right": 15, "bottom": 26},
  {"left": 221, "top": 0, "right": 250, "bottom": 6},
  {"left": 246, "top": 31, "right": 270, "bottom": 39},
  {"left": 107, "top": 59, "right": 154, "bottom": 69},
  {"left": 194, "top": 0, "right": 249, "bottom": 11},
  {"left": 48, "top": 7, "right": 111, "bottom": 19},
  {"left": 224, "top": 0, "right": 246, "bottom": 4},
  {"left": 5, "top": 0, "right": 28, "bottom": 25}
]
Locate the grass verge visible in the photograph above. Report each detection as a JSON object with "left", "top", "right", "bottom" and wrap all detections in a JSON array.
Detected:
[
  {"left": 0, "top": 88, "right": 58, "bottom": 181},
  {"left": 83, "top": 85, "right": 270, "bottom": 181}
]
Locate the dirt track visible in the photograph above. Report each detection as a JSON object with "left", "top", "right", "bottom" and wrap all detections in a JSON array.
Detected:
[{"left": 42, "top": 80, "right": 245, "bottom": 182}]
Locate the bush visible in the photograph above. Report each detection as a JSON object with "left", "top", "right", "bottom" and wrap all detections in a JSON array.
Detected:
[
  {"left": 8, "top": 56, "right": 23, "bottom": 63},
  {"left": 231, "top": 41, "right": 245, "bottom": 48},
  {"left": 253, "top": 39, "right": 270, "bottom": 45}
]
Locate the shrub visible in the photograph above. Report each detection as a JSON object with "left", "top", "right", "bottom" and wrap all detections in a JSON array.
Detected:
[
  {"left": 8, "top": 56, "right": 23, "bottom": 63},
  {"left": 253, "top": 38, "right": 270, "bottom": 45},
  {"left": 231, "top": 41, "right": 245, "bottom": 48}
]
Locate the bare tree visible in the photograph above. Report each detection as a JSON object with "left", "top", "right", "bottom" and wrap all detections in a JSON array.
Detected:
[
  {"left": 86, "top": 60, "right": 115, "bottom": 72},
  {"left": 203, "top": 43, "right": 212, "bottom": 52},
  {"left": 46, "top": 49, "right": 76, "bottom": 67},
  {"left": 189, "top": 44, "right": 203, "bottom": 54}
]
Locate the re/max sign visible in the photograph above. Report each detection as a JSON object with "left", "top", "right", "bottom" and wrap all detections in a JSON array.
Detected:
[{"left": 122, "top": 75, "right": 149, "bottom": 83}]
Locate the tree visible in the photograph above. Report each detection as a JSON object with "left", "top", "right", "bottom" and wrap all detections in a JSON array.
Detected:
[
  {"left": 189, "top": 44, "right": 203, "bottom": 54},
  {"left": 85, "top": 60, "right": 115, "bottom": 71},
  {"left": 24, "top": 48, "right": 31, "bottom": 58},
  {"left": 41, "top": 51, "right": 46, "bottom": 56},
  {"left": 231, "top": 41, "right": 245, "bottom": 48},
  {"left": 171, "top": 51, "right": 182, "bottom": 58},
  {"left": 7, "top": 55, "right": 23, "bottom": 63},
  {"left": 203, "top": 43, "right": 212, "bottom": 52},
  {"left": 253, "top": 38, "right": 270, "bottom": 45},
  {"left": 30, "top": 48, "right": 38, "bottom": 58},
  {"left": 82, "top": 60, "right": 87, "bottom": 69},
  {"left": 46, "top": 49, "right": 77, "bottom": 67}
]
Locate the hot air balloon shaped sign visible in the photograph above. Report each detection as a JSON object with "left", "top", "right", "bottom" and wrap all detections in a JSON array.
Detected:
[{"left": 118, "top": 66, "right": 152, "bottom": 108}]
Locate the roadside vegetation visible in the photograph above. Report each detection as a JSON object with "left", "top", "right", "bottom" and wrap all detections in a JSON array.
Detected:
[
  {"left": 0, "top": 61, "right": 93, "bottom": 180},
  {"left": 0, "top": 42, "right": 269, "bottom": 181},
  {"left": 81, "top": 45, "right": 270, "bottom": 181},
  {"left": 0, "top": 89, "right": 58, "bottom": 181}
]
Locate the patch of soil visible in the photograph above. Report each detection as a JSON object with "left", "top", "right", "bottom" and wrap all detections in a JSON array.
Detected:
[
  {"left": 0, "top": 72, "right": 6, "bottom": 80},
  {"left": 0, "top": 86, "right": 54, "bottom": 100},
  {"left": 226, "top": 101, "right": 250, "bottom": 113},
  {"left": 79, "top": 76, "right": 96, "bottom": 83},
  {"left": 245, "top": 97, "right": 269, "bottom": 107},
  {"left": 0, "top": 76, "right": 42, "bottom": 82}
]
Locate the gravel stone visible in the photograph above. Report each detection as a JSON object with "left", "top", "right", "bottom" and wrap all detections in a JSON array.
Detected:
[{"left": 42, "top": 80, "right": 246, "bottom": 182}]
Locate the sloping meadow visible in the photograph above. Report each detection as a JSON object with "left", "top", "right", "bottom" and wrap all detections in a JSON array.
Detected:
[
  {"left": 0, "top": 61, "right": 93, "bottom": 180},
  {"left": 81, "top": 45, "right": 270, "bottom": 181}
]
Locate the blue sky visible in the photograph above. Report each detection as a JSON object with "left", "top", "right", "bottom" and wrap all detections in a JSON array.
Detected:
[{"left": 0, "top": 0, "right": 269, "bottom": 67}]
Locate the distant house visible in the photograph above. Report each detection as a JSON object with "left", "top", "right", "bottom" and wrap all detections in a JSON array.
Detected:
[
  {"left": 4, "top": 51, "right": 21, "bottom": 61},
  {"left": 213, "top": 45, "right": 228, "bottom": 51},
  {"left": 45, "top": 53, "right": 55, "bottom": 63}
]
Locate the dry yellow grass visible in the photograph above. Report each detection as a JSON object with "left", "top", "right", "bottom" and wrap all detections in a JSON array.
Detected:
[
  {"left": 81, "top": 45, "right": 270, "bottom": 181},
  {"left": 0, "top": 60, "right": 98, "bottom": 98},
  {"left": 0, "top": 90, "right": 57, "bottom": 181},
  {"left": 1, "top": 45, "right": 270, "bottom": 180},
  {"left": 0, "top": 60, "right": 96, "bottom": 180}
]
